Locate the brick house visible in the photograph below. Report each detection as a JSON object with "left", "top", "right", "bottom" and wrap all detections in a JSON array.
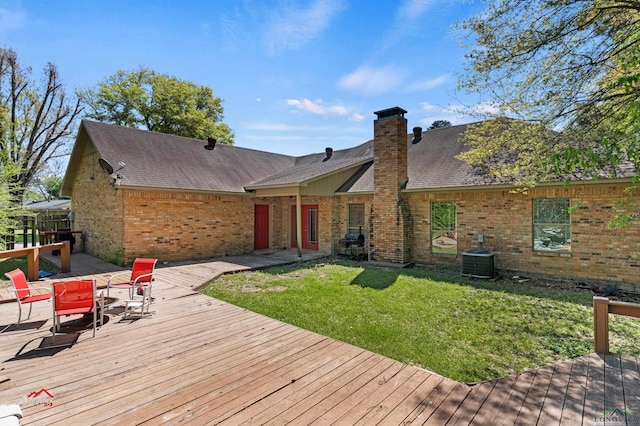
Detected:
[{"left": 61, "top": 107, "right": 639, "bottom": 289}]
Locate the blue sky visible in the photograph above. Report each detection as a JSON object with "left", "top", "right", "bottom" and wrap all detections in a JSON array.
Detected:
[{"left": 0, "top": 0, "right": 489, "bottom": 156}]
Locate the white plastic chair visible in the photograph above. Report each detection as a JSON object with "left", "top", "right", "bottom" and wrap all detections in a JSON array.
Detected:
[{"left": 123, "top": 285, "right": 153, "bottom": 318}]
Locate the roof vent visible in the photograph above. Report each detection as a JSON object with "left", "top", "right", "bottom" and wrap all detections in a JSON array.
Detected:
[
  {"left": 412, "top": 126, "right": 423, "bottom": 144},
  {"left": 323, "top": 147, "right": 333, "bottom": 162},
  {"left": 400, "top": 177, "right": 409, "bottom": 190},
  {"left": 204, "top": 137, "right": 216, "bottom": 150}
]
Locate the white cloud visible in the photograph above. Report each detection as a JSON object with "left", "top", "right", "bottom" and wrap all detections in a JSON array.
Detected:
[
  {"left": 349, "top": 113, "right": 365, "bottom": 122},
  {"left": 415, "top": 101, "right": 504, "bottom": 127},
  {"left": 419, "top": 102, "right": 439, "bottom": 112},
  {"left": 445, "top": 101, "right": 502, "bottom": 117},
  {"left": 397, "top": 0, "right": 436, "bottom": 21},
  {"left": 338, "top": 65, "right": 406, "bottom": 96},
  {"left": 407, "top": 74, "right": 449, "bottom": 91},
  {"left": 371, "top": 0, "right": 437, "bottom": 55},
  {"left": 266, "top": 0, "right": 344, "bottom": 52},
  {"left": 0, "top": 8, "right": 26, "bottom": 32},
  {"left": 287, "top": 98, "right": 348, "bottom": 117},
  {"left": 247, "top": 120, "right": 340, "bottom": 132},
  {"left": 416, "top": 102, "right": 467, "bottom": 126}
]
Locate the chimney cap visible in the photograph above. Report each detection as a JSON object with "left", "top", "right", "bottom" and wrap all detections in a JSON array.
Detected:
[{"left": 374, "top": 107, "right": 407, "bottom": 120}]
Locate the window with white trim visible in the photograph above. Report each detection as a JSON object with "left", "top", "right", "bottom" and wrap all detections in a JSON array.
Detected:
[
  {"left": 431, "top": 201, "right": 457, "bottom": 254},
  {"left": 533, "top": 198, "right": 571, "bottom": 253}
]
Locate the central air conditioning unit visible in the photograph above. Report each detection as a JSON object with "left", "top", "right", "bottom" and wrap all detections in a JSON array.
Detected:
[{"left": 461, "top": 248, "right": 495, "bottom": 279}]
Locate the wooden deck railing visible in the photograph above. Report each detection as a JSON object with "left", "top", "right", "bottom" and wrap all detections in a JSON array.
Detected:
[
  {"left": 593, "top": 296, "right": 640, "bottom": 354},
  {"left": 0, "top": 241, "right": 70, "bottom": 281}
]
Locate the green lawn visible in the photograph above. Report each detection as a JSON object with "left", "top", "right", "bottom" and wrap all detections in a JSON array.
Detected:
[
  {"left": 0, "top": 256, "right": 59, "bottom": 282},
  {"left": 202, "top": 259, "right": 640, "bottom": 383}
]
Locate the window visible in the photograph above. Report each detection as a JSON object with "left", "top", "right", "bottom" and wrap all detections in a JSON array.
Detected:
[
  {"left": 348, "top": 204, "right": 365, "bottom": 234},
  {"left": 308, "top": 207, "right": 317, "bottom": 244},
  {"left": 431, "top": 201, "right": 457, "bottom": 254},
  {"left": 533, "top": 198, "right": 571, "bottom": 253}
]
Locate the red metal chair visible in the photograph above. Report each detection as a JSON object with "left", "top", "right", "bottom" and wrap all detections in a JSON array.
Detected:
[
  {"left": 107, "top": 258, "right": 158, "bottom": 298},
  {"left": 52, "top": 279, "right": 103, "bottom": 341},
  {"left": 4, "top": 268, "right": 52, "bottom": 325}
]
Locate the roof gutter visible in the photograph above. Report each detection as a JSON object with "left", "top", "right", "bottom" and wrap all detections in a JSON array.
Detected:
[
  {"left": 115, "top": 184, "right": 255, "bottom": 197},
  {"left": 405, "top": 177, "right": 640, "bottom": 193}
]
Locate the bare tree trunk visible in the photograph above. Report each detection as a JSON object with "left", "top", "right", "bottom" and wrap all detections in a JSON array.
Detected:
[{"left": 0, "top": 48, "right": 83, "bottom": 205}]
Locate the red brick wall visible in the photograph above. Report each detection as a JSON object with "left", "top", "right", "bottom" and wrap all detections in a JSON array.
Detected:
[
  {"left": 372, "top": 112, "right": 411, "bottom": 263},
  {"left": 406, "top": 184, "right": 640, "bottom": 290},
  {"left": 71, "top": 151, "right": 125, "bottom": 263},
  {"left": 120, "top": 190, "right": 255, "bottom": 264},
  {"left": 334, "top": 195, "right": 372, "bottom": 254}
]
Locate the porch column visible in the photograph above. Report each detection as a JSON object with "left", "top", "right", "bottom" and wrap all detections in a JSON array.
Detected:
[{"left": 296, "top": 189, "right": 302, "bottom": 259}]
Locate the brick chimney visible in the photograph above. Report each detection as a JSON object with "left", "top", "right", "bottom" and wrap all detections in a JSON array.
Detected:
[{"left": 371, "top": 107, "right": 412, "bottom": 264}]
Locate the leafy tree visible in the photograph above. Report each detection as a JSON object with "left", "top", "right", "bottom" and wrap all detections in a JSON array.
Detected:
[
  {"left": 84, "top": 67, "right": 235, "bottom": 144},
  {"left": 31, "top": 174, "right": 62, "bottom": 200},
  {"left": 0, "top": 162, "right": 24, "bottom": 249},
  {"left": 0, "top": 48, "right": 83, "bottom": 205},
  {"left": 456, "top": 0, "right": 640, "bottom": 183},
  {"left": 28, "top": 159, "right": 65, "bottom": 200},
  {"left": 428, "top": 120, "right": 452, "bottom": 130}
]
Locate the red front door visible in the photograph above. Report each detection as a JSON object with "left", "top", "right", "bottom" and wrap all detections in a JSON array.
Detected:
[
  {"left": 291, "top": 205, "right": 319, "bottom": 250},
  {"left": 254, "top": 205, "right": 269, "bottom": 249}
]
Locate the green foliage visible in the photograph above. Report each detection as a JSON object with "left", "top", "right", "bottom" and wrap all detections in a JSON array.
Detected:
[
  {"left": 83, "top": 67, "right": 235, "bottom": 144},
  {"left": 0, "top": 162, "right": 23, "bottom": 249},
  {"left": 30, "top": 174, "right": 63, "bottom": 200},
  {"left": 431, "top": 201, "right": 455, "bottom": 230},
  {"left": 0, "top": 256, "right": 58, "bottom": 277},
  {"left": 428, "top": 120, "right": 452, "bottom": 129},
  {"left": 203, "top": 261, "right": 640, "bottom": 383},
  {"left": 457, "top": 1, "right": 640, "bottom": 224},
  {"left": 457, "top": 118, "right": 564, "bottom": 187},
  {"left": 107, "top": 250, "right": 124, "bottom": 266}
]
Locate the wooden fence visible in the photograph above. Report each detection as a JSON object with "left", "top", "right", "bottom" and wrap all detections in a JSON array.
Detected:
[
  {"left": 3, "top": 215, "right": 37, "bottom": 249},
  {"left": 3, "top": 212, "right": 73, "bottom": 249},
  {"left": 0, "top": 241, "right": 71, "bottom": 281},
  {"left": 593, "top": 296, "right": 640, "bottom": 354}
]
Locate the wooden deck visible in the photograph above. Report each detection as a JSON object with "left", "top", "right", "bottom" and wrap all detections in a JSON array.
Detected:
[{"left": 1, "top": 253, "right": 639, "bottom": 424}]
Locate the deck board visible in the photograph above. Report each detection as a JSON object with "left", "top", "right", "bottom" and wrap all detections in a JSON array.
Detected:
[
  {"left": 1, "top": 252, "right": 640, "bottom": 424},
  {"left": 621, "top": 355, "right": 640, "bottom": 416},
  {"left": 492, "top": 369, "right": 536, "bottom": 425},
  {"left": 448, "top": 381, "right": 496, "bottom": 425},
  {"left": 559, "top": 355, "right": 589, "bottom": 424},
  {"left": 537, "top": 356, "right": 573, "bottom": 425}
]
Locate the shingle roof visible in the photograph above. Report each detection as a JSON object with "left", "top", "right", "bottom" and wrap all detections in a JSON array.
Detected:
[
  {"left": 246, "top": 141, "right": 373, "bottom": 188},
  {"left": 71, "top": 120, "right": 637, "bottom": 197},
  {"left": 80, "top": 120, "right": 377, "bottom": 193},
  {"left": 338, "top": 123, "right": 481, "bottom": 192},
  {"left": 81, "top": 120, "right": 296, "bottom": 193}
]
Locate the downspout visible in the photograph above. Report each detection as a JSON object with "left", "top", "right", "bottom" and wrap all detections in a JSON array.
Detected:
[{"left": 296, "top": 187, "right": 302, "bottom": 260}]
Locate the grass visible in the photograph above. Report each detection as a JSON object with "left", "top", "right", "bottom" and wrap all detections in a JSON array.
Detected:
[
  {"left": 0, "top": 256, "right": 59, "bottom": 284},
  {"left": 202, "top": 259, "right": 640, "bottom": 383}
]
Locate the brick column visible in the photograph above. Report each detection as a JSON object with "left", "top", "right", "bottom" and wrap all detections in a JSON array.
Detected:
[{"left": 371, "top": 107, "right": 412, "bottom": 263}]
